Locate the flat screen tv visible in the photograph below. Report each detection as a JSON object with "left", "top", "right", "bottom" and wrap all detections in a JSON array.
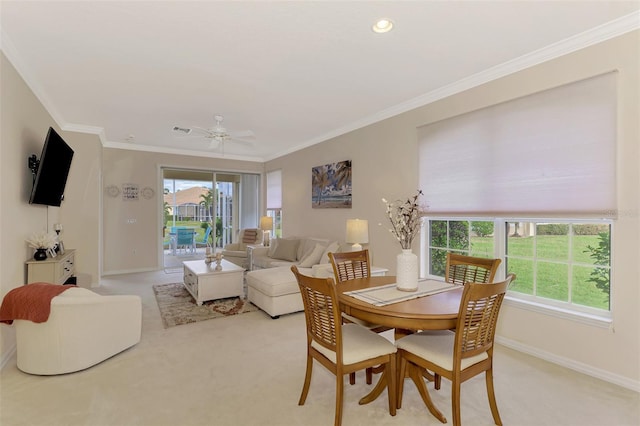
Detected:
[{"left": 29, "top": 127, "right": 74, "bottom": 207}]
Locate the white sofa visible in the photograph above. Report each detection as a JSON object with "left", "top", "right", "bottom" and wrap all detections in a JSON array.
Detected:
[
  {"left": 14, "top": 287, "right": 142, "bottom": 375},
  {"left": 246, "top": 237, "right": 346, "bottom": 318}
]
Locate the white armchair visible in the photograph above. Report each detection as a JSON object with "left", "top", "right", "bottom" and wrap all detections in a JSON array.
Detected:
[
  {"left": 221, "top": 228, "right": 263, "bottom": 268},
  {"left": 14, "top": 287, "right": 141, "bottom": 375}
]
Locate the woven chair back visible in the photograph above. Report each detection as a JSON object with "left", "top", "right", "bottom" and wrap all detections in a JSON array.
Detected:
[
  {"left": 292, "top": 266, "right": 342, "bottom": 354},
  {"left": 446, "top": 253, "right": 501, "bottom": 285},
  {"left": 329, "top": 250, "right": 371, "bottom": 283},
  {"left": 455, "top": 274, "right": 515, "bottom": 360}
]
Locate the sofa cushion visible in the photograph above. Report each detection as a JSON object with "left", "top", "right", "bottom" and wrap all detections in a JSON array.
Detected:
[
  {"left": 299, "top": 243, "right": 326, "bottom": 268},
  {"left": 271, "top": 238, "right": 300, "bottom": 261},
  {"left": 246, "top": 267, "right": 305, "bottom": 297},
  {"left": 320, "top": 241, "right": 340, "bottom": 264},
  {"left": 297, "top": 237, "right": 330, "bottom": 261}
]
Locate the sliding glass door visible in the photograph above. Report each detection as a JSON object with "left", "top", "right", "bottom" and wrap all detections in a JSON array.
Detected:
[{"left": 162, "top": 168, "right": 260, "bottom": 269}]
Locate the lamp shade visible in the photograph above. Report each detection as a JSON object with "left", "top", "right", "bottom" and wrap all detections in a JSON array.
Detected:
[
  {"left": 346, "top": 219, "right": 369, "bottom": 245},
  {"left": 260, "top": 216, "right": 274, "bottom": 231}
]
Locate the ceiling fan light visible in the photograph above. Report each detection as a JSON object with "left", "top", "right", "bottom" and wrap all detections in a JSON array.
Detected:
[{"left": 372, "top": 19, "right": 393, "bottom": 33}]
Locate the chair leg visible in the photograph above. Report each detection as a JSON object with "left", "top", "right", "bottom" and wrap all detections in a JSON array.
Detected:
[
  {"left": 485, "top": 368, "right": 503, "bottom": 426},
  {"left": 335, "top": 372, "right": 344, "bottom": 426},
  {"left": 349, "top": 372, "right": 356, "bottom": 385},
  {"left": 451, "top": 378, "right": 461, "bottom": 426},
  {"left": 366, "top": 367, "right": 373, "bottom": 384},
  {"left": 299, "top": 354, "right": 313, "bottom": 405},
  {"left": 387, "top": 354, "right": 397, "bottom": 416},
  {"left": 434, "top": 372, "right": 442, "bottom": 390}
]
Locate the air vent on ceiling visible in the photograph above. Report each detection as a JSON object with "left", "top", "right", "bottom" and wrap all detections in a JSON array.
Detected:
[{"left": 172, "top": 126, "right": 192, "bottom": 134}]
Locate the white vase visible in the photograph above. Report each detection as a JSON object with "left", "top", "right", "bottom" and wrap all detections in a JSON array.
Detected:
[{"left": 396, "top": 249, "right": 418, "bottom": 292}]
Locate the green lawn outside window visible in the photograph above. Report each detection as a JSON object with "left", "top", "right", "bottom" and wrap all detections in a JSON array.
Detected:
[{"left": 426, "top": 219, "right": 611, "bottom": 312}]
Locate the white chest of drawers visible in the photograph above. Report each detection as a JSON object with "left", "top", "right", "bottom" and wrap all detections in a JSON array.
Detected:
[{"left": 25, "top": 249, "right": 75, "bottom": 284}]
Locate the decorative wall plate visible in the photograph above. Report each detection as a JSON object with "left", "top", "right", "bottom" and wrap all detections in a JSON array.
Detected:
[
  {"left": 142, "top": 187, "right": 155, "bottom": 199},
  {"left": 105, "top": 184, "right": 120, "bottom": 197}
]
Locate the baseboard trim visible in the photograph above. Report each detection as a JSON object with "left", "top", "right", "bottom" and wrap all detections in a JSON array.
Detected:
[
  {"left": 496, "top": 336, "right": 640, "bottom": 393},
  {"left": 102, "top": 266, "right": 158, "bottom": 276}
]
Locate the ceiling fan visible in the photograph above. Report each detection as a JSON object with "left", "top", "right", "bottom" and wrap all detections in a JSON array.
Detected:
[{"left": 172, "top": 114, "right": 255, "bottom": 150}]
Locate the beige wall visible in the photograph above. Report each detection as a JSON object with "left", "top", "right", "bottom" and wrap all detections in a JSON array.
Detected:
[
  {"left": 101, "top": 149, "right": 263, "bottom": 274},
  {"left": 1, "top": 53, "right": 101, "bottom": 362},
  {"left": 2, "top": 31, "right": 638, "bottom": 388},
  {"left": 266, "top": 32, "right": 640, "bottom": 388}
]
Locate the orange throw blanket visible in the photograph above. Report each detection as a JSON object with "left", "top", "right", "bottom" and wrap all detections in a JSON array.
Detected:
[{"left": 0, "top": 283, "right": 73, "bottom": 325}]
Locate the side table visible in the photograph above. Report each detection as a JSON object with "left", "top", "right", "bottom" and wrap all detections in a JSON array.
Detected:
[{"left": 246, "top": 244, "right": 264, "bottom": 271}]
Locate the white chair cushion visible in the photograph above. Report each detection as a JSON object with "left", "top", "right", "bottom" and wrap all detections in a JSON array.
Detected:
[
  {"left": 396, "top": 330, "right": 488, "bottom": 371},
  {"left": 311, "top": 323, "right": 396, "bottom": 366}
]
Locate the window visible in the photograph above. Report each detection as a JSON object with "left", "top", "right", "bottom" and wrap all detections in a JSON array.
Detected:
[
  {"left": 506, "top": 221, "right": 611, "bottom": 312},
  {"left": 425, "top": 219, "right": 495, "bottom": 276},
  {"left": 266, "top": 170, "right": 282, "bottom": 238},
  {"left": 423, "top": 218, "right": 612, "bottom": 318},
  {"left": 417, "top": 73, "right": 616, "bottom": 323}
]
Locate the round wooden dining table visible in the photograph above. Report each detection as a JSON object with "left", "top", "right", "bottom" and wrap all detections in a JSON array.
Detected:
[
  {"left": 337, "top": 275, "right": 463, "bottom": 421},
  {"left": 337, "top": 275, "right": 463, "bottom": 333}
]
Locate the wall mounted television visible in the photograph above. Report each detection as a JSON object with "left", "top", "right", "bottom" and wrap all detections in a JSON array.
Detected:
[{"left": 29, "top": 127, "right": 74, "bottom": 207}]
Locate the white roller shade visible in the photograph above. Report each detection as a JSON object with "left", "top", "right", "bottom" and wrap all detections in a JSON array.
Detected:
[
  {"left": 418, "top": 73, "right": 617, "bottom": 218},
  {"left": 266, "top": 170, "right": 282, "bottom": 209}
]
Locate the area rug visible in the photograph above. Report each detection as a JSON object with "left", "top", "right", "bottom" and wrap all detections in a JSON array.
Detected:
[{"left": 152, "top": 282, "right": 258, "bottom": 328}]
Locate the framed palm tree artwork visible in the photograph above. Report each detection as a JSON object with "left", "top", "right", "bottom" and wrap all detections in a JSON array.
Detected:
[{"left": 311, "top": 160, "right": 352, "bottom": 208}]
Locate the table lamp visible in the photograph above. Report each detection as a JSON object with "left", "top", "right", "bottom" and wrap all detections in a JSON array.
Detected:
[
  {"left": 260, "top": 216, "right": 274, "bottom": 247},
  {"left": 346, "top": 219, "right": 369, "bottom": 251}
]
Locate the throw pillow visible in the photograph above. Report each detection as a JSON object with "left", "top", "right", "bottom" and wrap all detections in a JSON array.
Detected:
[
  {"left": 298, "top": 243, "right": 327, "bottom": 268},
  {"left": 271, "top": 238, "right": 300, "bottom": 262},
  {"left": 242, "top": 229, "right": 258, "bottom": 243},
  {"left": 320, "top": 241, "right": 340, "bottom": 265},
  {"left": 268, "top": 238, "right": 280, "bottom": 257}
]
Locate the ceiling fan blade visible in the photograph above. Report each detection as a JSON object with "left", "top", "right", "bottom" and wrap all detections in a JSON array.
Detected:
[
  {"left": 229, "top": 130, "right": 255, "bottom": 139},
  {"left": 229, "top": 137, "right": 254, "bottom": 146},
  {"left": 190, "top": 126, "right": 215, "bottom": 136}
]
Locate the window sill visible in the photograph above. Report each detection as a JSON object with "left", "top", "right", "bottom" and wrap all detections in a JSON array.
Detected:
[{"left": 503, "top": 296, "right": 613, "bottom": 330}]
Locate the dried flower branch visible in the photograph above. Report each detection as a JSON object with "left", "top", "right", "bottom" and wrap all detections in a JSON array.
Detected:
[
  {"left": 382, "top": 190, "right": 426, "bottom": 250},
  {"left": 26, "top": 231, "right": 57, "bottom": 249}
]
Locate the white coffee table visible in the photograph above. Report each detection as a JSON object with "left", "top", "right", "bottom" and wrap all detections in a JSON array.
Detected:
[{"left": 183, "top": 259, "right": 245, "bottom": 306}]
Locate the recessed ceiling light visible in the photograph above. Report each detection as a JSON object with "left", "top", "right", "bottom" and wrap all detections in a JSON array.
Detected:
[{"left": 372, "top": 19, "right": 394, "bottom": 33}]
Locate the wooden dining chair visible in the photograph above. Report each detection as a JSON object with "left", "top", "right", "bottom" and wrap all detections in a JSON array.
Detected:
[
  {"left": 291, "top": 266, "right": 397, "bottom": 426},
  {"left": 396, "top": 273, "right": 516, "bottom": 426},
  {"left": 329, "top": 250, "right": 393, "bottom": 385},
  {"left": 445, "top": 253, "right": 501, "bottom": 286}
]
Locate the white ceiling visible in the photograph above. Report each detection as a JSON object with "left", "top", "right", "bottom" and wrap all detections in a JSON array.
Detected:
[{"left": 2, "top": 1, "right": 639, "bottom": 162}]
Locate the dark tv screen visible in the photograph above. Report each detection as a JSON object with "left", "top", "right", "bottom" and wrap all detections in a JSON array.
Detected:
[{"left": 29, "top": 127, "right": 74, "bottom": 207}]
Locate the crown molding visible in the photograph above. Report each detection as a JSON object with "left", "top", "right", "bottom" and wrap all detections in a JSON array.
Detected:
[
  {"left": 271, "top": 11, "right": 640, "bottom": 161},
  {"left": 4, "top": 11, "right": 639, "bottom": 163},
  {"left": 1, "top": 29, "right": 67, "bottom": 128},
  {"left": 61, "top": 123, "right": 107, "bottom": 143},
  {"left": 103, "top": 141, "right": 264, "bottom": 163}
]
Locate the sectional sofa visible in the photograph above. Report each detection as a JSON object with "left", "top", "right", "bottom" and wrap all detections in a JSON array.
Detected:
[{"left": 246, "top": 237, "right": 347, "bottom": 318}]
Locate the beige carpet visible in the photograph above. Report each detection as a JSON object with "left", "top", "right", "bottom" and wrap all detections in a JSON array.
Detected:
[
  {"left": 2, "top": 270, "right": 638, "bottom": 426},
  {"left": 152, "top": 282, "right": 258, "bottom": 328}
]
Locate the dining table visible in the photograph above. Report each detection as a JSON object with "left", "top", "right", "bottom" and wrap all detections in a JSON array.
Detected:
[{"left": 337, "top": 275, "right": 464, "bottom": 422}]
